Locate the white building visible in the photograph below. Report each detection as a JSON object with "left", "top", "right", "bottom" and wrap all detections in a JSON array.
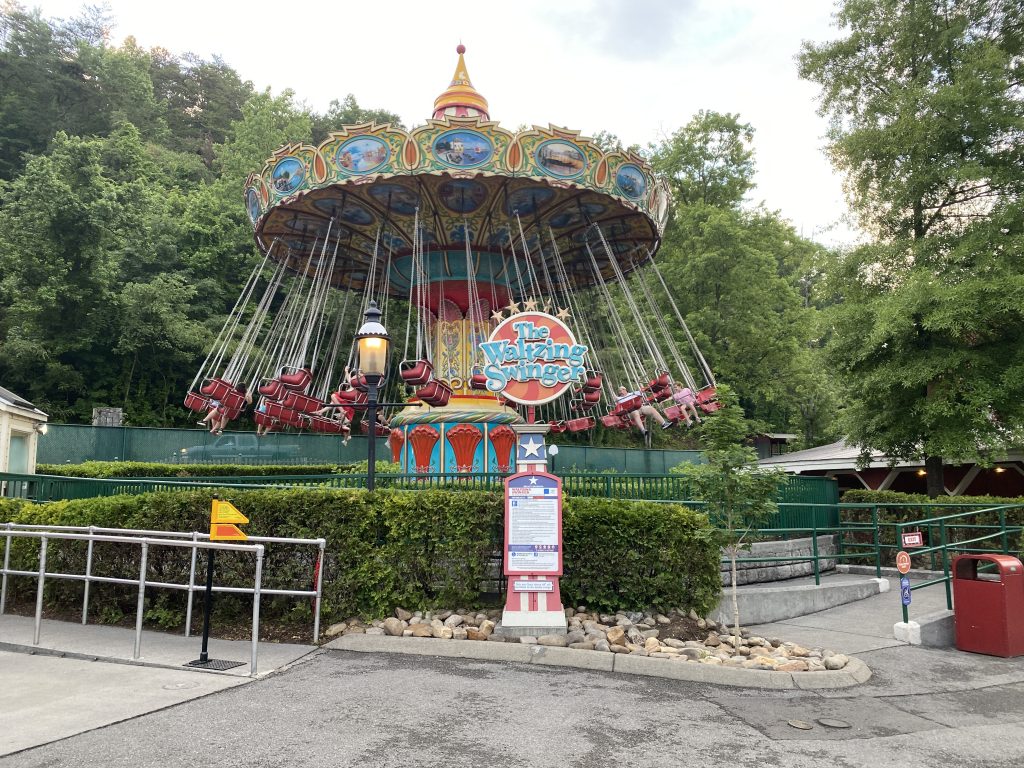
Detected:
[{"left": 0, "top": 386, "right": 48, "bottom": 474}]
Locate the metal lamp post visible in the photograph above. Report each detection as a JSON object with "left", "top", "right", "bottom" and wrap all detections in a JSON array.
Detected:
[{"left": 354, "top": 300, "right": 390, "bottom": 492}]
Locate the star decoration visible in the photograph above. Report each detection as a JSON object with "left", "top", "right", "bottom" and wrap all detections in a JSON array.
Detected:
[
  {"left": 521, "top": 438, "right": 543, "bottom": 457},
  {"left": 523, "top": 298, "right": 539, "bottom": 311},
  {"left": 528, "top": 477, "right": 539, "bottom": 485},
  {"left": 555, "top": 307, "right": 571, "bottom": 321},
  {"left": 505, "top": 301, "right": 520, "bottom": 314},
  {"left": 491, "top": 309, "right": 505, "bottom": 323}
]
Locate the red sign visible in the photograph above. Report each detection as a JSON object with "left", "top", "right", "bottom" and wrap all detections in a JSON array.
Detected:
[
  {"left": 479, "top": 312, "right": 587, "bottom": 406},
  {"left": 901, "top": 531, "right": 924, "bottom": 548},
  {"left": 896, "top": 551, "right": 912, "bottom": 574}
]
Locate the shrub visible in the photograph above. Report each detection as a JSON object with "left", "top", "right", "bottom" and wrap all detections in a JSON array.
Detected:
[{"left": 0, "top": 488, "right": 720, "bottom": 627}]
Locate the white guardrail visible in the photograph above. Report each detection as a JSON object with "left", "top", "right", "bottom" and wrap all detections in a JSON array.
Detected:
[{"left": 0, "top": 523, "right": 326, "bottom": 677}]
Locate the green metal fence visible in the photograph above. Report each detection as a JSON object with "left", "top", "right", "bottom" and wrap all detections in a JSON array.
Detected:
[
  {"left": 37, "top": 424, "right": 705, "bottom": 472},
  {"left": 836, "top": 502, "right": 1024, "bottom": 621},
  {"left": 0, "top": 469, "right": 839, "bottom": 529}
]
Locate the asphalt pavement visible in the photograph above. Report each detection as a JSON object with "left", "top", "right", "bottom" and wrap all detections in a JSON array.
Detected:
[{"left": 1, "top": 575, "right": 1023, "bottom": 767}]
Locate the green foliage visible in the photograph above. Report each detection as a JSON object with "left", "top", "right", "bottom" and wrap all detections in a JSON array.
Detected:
[
  {"left": 800, "top": 1, "right": 1024, "bottom": 495},
  {"left": 676, "top": 386, "right": 785, "bottom": 538},
  {"left": 0, "top": 487, "right": 721, "bottom": 625},
  {"left": 562, "top": 497, "right": 720, "bottom": 614},
  {"left": 648, "top": 111, "right": 839, "bottom": 442},
  {"left": 675, "top": 386, "right": 784, "bottom": 638},
  {"left": 651, "top": 110, "right": 755, "bottom": 208}
]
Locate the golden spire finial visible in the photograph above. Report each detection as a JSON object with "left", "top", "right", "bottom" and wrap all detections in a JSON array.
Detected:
[{"left": 432, "top": 44, "right": 490, "bottom": 121}]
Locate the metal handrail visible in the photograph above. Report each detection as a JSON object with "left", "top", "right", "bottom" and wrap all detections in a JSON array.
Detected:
[{"left": 0, "top": 526, "right": 326, "bottom": 677}]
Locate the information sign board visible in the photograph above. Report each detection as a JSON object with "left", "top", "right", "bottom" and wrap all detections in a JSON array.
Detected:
[
  {"left": 900, "top": 576, "right": 912, "bottom": 606},
  {"left": 896, "top": 550, "right": 912, "bottom": 574},
  {"left": 504, "top": 472, "right": 563, "bottom": 576}
]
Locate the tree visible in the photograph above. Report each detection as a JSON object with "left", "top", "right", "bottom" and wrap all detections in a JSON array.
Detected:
[
  {"left": 646, "top": 110, "right": 836, "bottom": 440},
  {"left": 309, "top": 94, "right": 403, "bottom": 144},
  {"left": 674, "top": 386, "right": 784, "bottom": 645},
  {"left": 652, "top": 110, "right": 755, "bottom": 208},
  {"left": 800, "top": 0, "right": 1024, "bottom": 495}
]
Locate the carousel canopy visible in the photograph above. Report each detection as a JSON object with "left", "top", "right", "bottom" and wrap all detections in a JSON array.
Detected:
[{"left": 243, "top": 46, "right": 672, "bottom": 296}]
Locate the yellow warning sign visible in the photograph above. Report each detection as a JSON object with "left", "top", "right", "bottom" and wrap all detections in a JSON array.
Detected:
[
  {"left": 210, "top": 523, "right": 247, "bottom": 541},
  {"left": 211, "top": 500, "right": 248, "bottom": 525},
  {"left": 210, "top": 499, "right": 248, "bottom": 541}
]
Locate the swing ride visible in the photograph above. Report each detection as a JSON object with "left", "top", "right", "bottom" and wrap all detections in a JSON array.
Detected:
[{"left": 185, "top": 45, "right": 720, "bottom": 474}]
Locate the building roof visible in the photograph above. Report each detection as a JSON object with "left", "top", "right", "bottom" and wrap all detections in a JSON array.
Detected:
[
  {"left": 759, "top": 438, "right": 1023, "bottom": 473},
  {"left": 0, "top": 386, "right": 48, "bottom": 419}
]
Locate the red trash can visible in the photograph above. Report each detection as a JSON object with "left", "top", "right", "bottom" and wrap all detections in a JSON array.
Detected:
[{"left": 952, "top": 554, "right": 1024, "bottom": 657}]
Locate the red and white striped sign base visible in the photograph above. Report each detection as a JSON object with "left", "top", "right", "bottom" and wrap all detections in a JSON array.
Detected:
[{"left": 500, "top": 575, "right": 567, "bottom": 637}]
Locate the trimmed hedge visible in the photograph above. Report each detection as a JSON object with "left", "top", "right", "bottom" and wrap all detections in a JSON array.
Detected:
[
  {"left": 0, "top": 489, "right": 720, "bottom": 629},
  {"left": 35, "top": 460, "right": 400, "bottom": 479},
  {"left": 840, "top": 490, "right": 1024, "bottom": 563}
]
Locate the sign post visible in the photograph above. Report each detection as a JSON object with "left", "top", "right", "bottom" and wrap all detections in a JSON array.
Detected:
[
  {"left": 478, "top": 311, "right": 586, "bottom": 638},
  {"left": 500, "top": 469, "right": 567, "bottom": 636},
  {"left": 896, "top": 550, "right": 912, "bottom": 624},
  {"left": 188, "top": 498, "right": 248, "bottom": 670}
]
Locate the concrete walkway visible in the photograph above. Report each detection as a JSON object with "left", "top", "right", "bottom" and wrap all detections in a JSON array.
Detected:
[
  {"left": 2, "top": 574, "right": 1023, "bottom": 760},
  {"left": 0, "top": 614, "right": 316, "bottom": 757}
]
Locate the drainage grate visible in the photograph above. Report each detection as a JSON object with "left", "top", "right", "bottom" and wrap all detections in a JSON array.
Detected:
[{"left": 186, "top": 658, "right": 245, "bottom": 671}]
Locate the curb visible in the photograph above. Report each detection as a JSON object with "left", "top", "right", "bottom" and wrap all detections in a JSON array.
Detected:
[{"left": 324, "top": 634, "right": 872, "bottom": 689}]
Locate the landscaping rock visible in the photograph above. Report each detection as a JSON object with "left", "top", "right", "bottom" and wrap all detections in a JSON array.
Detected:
[
  {"left": 410, "top": 623, "right": 434, "bottom": 638},
  {"left": 395, "top": 607, "right": 412, "bottom": 621},
  {"left": 606, "top": 626, "right": 626, "bottom": 646},
  {"left": 444, "top": 614, "right": 464, "bottom": 628},
  {"left": 538, "top": 634, "right": 567, "bottom": 647},
  {"left": 825, "top": 654, "right": 849, "bottom": 670},
  {"left": 382, "top": 618, "right": 405, "bottom": 636}
]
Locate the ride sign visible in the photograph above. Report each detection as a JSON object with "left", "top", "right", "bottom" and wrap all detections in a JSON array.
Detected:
[
  {"left": 896, "top": 550, "right": 912, "bottom": 575},
  {"left": 479, "top": 312, "right": 587, "bottom": 406}
]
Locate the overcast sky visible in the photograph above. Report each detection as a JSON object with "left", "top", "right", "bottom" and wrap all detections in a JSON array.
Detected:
[{"left": 29, "top": 0, "right": 857, "bottom": 246}]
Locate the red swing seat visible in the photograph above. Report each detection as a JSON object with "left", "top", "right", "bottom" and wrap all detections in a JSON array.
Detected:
[
  {"left": 583, "top": 370, "right": 603, "bottom": 393},
  {"left": 416, "top": 379, "right": 452, "bottom": 407},
  {"left": 331, "top": 388, "right": 360, "bottom": 403},
  {"left": 258, "top": 378, "right": 285, "bottom": 399},
  {"left": 696, "top": 386, "right": 718, "bottom": 402},
  {"left": 663, "top": 404, "right": 685, "bottom": 421},
  {"left": 469, "top": 372, "right": 488, "bottom": 390},
  {"left": 265, "top": 401, "right": 304, "bottom": 427},
  {"left": 307, "top": 415, "right": 349, "bottom": 434},
  {"left": 548, "top": 420, "right": 568, "bottom": 433},
  {"left": 349, "top": 373, "right": 370, "bottom": 392},
  {"left": 399, "top": 359, "right": 433, "bottom": 387},
  {"left": 184, "top": 392, "right": 210, "bottom": 413},
  {"left": 612, "top": 393, "right": 644, "bottom": 415},
  {"left": 200, "top": 378, "right": 233, "bottom": 401},
  {"left": 650, "top": 388, "right": 672, "bottom": 402},
  {"left": 700, "top": 400, "right": 723, "bottom": 414},
  {"left": 219, "top": 388, "right": 247, "bottom": 411},
  {"left": 649, "top": 371, "right": 671, "bottom": 390},
  {"left": 600, "top": 413, "right": 632, "bottom": 429},
  {"left": 566, "top": 416, "right": 596, "bottom": 433},
  {"left": 279, "top": 367, "right": 313, "bottom": 390},
  {"left": 359, "top": 420, "right": 392, "bottom": 436},
  {"left": 282, "top": 391, "right": 323, "bottom": 414},
  {"left": 254, "top": 411, "right": 278, "bottom": 431}
]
